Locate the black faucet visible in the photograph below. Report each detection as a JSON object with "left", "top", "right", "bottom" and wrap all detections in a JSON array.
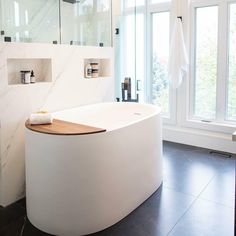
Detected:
[{"left": 121, "top": 78, "right": 139, "bottom": 103}]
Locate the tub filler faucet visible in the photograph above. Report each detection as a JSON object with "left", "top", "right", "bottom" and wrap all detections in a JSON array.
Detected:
[{"left": 121, "top": 78, "right": 139, "bottom": 103}]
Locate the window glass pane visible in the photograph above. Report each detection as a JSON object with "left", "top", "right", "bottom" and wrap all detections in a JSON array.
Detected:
[
  {"left": 97, "top": 0, "right": 110, "bottom": 12},
  {"left": 227, "top": 4, "right": 236, "bottom": 121},
  {"left": 194, "top": 6, "right": 218, "bottom": 120},
  {"left": 125, "top": 0, "right": 145, "bottom": 8},
  {"left": 151, "top": 0, "right": 170, "bottom": 4},
  {"left": 152, "top": 11, "right": 170, "bottom": 114},
  {"left": 78, "top": 0, "right": 94, "bottom": 15}
]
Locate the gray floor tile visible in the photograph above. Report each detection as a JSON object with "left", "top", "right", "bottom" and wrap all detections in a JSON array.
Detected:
[
  {"left": 163, "top": 142, "right": 235, "bottom": 197},
  {"left": 199, "top": 171, "right": 235, "bottom": 208},
  {"left": 0, "top": 203, "right": 25, "bottom": 230},
  {"left": 168, "top": 198, "right": 234, "bottom": 236},
  {"left": 94, "top": 186, "right": 195, "bottom": 236},
  {"left": 0, "top": 216, "right": 25, "bottom": 236},
  {"left": 163, "top": 153, "right": 215, "bottom": 196}
]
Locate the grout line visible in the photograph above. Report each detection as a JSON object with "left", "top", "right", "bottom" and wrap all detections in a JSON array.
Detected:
[
  {"left": 198, "top": 197, "right": 234, "bottom": 209},
  {"left": 19, "top": 216, "right": 27, "bottom": 236},
  {"left": 163, "top": 185, "right": 197, "bottom": 198},
  {"left": 195, "top": 175, "right": 216, "bottom": 198},
  {"left": 0, "top": 215, "right": 26, "bottom": 233},
  {"left": 166, "top": 174, "right": 217, "bottom": 236},
  {"left": 166, "top": 197, "right": 198, "bottom": 236}
]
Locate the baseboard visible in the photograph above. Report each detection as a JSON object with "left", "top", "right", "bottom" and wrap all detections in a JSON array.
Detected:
[{"left": 163, "top": 125, "right": 236, "bottom": 154}]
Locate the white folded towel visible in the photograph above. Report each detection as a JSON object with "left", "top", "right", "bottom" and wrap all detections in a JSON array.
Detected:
[{"left": 29, "top": 112, "right": 53, "bottom": 125}]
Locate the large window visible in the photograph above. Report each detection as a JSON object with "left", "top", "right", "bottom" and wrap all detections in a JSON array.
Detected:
[{"left": 191, "top": 1, "right": 236, "bottom": 124}]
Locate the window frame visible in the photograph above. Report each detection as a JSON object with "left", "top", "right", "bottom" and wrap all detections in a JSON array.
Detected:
[
  {"left": 147, "top": 2, "right": 177, "bottom": 124},
  {"left": 184, "top": 0, "right": 236, "bottom": 134},
  {"left": 226, "top": 1, "right": 236, "bottom": 122}
]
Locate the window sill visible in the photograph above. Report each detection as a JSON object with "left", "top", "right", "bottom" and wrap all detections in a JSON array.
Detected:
[{"left": 181, "top": 118, "right": 236, "bottom": 134}]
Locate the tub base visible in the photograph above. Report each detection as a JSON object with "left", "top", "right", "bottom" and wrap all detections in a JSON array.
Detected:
[{"left": 25, "top": 103, "right": 162, "bottom": 236}]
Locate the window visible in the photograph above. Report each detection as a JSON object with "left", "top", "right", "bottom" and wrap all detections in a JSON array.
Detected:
[
  {"left": 191, "top": 1, "right": 236, "bottom": 125},
  {"left": 227, "top": 3, "right": 236, "bottom": 121},
  {"left": 193, "top": 6, "right": 218, "bottom": 120},
  {"left": 151, "top": 11, "right": 170, "bottom": 114}
]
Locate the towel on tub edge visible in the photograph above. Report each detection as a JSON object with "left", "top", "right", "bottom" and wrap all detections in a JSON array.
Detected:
[{"left": 29, "top": 112, "right": 53, "bottom": 125}]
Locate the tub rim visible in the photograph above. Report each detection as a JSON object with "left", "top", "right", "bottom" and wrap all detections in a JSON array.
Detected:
[{"left": 26, "top": 102, "right": 161, "bottom": 135}]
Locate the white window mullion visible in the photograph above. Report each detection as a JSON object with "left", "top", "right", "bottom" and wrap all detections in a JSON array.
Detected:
[
  {"left": 189, "top": 4, "right": 197, "bottom": 120},
  {"left": 146, "top": 8, "right": 152, "bottom": 103},
  {"left": 226, "top": 1, "right": 236, "bottom": 121},
  {"left": 216, "top": 1, "right": 228, "bottom": 122}
]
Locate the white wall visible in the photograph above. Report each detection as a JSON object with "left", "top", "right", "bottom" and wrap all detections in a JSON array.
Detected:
[{"left": 0, "top": 42, "right": 114, "bottom": 206}]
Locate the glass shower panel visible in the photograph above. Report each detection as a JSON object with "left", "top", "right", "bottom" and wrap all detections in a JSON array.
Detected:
[
  {"left": 0, "top": 0, "right": 60, "bottom": 43},
  {"left": 122, "top": 13, "right": 136, "bottom": 99},
  {"left": 60, "top": 0, "right": 111, "bottom": 46},
  {"left": 118, "top": 1, "right": 145, "bottom": 102}
]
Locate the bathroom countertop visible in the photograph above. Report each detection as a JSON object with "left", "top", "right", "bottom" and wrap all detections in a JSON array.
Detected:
[
  {"left": 233, "top": 131, "right": 236, "bottom": 142},
  {"left": 25, "top": 119, "right": 106, "bottom": 135}
]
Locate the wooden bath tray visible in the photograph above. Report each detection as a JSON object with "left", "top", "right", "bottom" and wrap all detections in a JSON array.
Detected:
[{"left": 25, "top": 119, "right": 106, "bottom": 135}]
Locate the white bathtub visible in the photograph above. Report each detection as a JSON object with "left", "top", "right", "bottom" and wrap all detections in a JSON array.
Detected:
[{"left": 25, "top": 102, "right": 163, "bottom": 236}]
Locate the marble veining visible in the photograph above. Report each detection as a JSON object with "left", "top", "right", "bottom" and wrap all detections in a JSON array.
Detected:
[{"left": 0, "top": 42, "right": 114, "bottom": 206}]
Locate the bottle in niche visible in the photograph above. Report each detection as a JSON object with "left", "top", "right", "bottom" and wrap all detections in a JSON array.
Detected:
[
  {"left": 24, "top": 71, "right": 31, "bottom": 84},
  {"left": 91, "top": 63, "right": 99, "bottom": 78},
  {"left": 85, "top": 63, "right": 92, "bottom": 78},
  {"left": 20, "top": 71, "right": 26, "bottom": 84},
  {"left": 30, "top": 70, "right": 36, "bottom": 83}
]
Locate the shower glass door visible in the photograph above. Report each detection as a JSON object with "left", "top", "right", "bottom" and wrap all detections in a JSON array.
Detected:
[
  {"left": 0, "top": 0, "right": 60, "bottom": 43},
  {"left": 0, "top": 0, "right": 112, "bottom": 46},
  {"left": 60, "top": 0, "right": 112, "bottom": 46},
  {"left": 118, "top": 1, "right": 145, "bottom": 102}
]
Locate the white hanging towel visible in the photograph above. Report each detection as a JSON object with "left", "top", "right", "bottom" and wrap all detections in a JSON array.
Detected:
[{"left": 168, "top": 18, "right": 189, "bottom": 89}]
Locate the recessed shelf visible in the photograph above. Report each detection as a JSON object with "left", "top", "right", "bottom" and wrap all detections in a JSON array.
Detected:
[
  {"left": 83, "top": 76, "right": 110, "bottom": 80},
  {"left": 84, "top": 58, "right": 111, "bottom": 79},
  {"left": 8, "top": 82, "right": 52, "bottom": 88},
  {"left": 7, "top": 58, "right": 52, "bottom": 85}
]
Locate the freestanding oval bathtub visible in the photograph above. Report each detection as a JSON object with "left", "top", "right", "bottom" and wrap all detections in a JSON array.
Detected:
[{"left": 25, "top": 102, "right": 162, "bottom": 236}]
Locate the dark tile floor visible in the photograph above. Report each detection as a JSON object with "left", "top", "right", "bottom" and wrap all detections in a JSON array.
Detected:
[{"left": 0, "top": 141, "right": 235, "bottom": 236}]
